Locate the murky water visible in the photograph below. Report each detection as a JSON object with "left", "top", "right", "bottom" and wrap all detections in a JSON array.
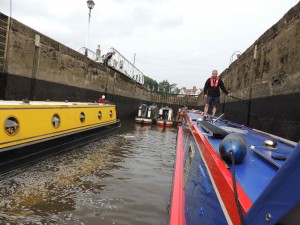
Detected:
[{"left": 0, "top": 120, "right": 177, "bottom": 225}]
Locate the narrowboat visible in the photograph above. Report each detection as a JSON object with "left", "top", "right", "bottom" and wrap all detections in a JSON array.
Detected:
[
  {"left": 135, "top": 103, "right": 158, "bottom": 125},
  {"left": 169, "top": 110, "right": 300, "bottom": 225},
  {"left": 0, "top": 100, "right": 120, "bottom": 175},
  {"left": 157, "top": 106, "right": 174, "bottom": 127}
]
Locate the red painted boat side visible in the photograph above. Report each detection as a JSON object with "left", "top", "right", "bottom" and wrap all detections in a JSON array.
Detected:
[
  {"left": 186, "top": 113, "right": 252, "bottom": 225},
  {"left": 169, "top": 126, "right": 186, "bottom": 225},
  {"left": 156, "top": 121, "right": 173, "bottom": 127},
  {"left": 135, "top": 121, "right": 152, "bottom": 124}
]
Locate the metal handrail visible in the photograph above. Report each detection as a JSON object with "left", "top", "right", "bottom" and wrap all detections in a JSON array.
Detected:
[
  {"left": 104, "top": 47, "right": 144, "bottom": 84},
  {"left": 78, "top": 46, "right": 144, "bottom": 84}
]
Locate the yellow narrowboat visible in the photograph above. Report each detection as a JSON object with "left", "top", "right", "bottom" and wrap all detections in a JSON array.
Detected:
[{"left": 0, "top": 100, "right": 120, "bottom": 175}]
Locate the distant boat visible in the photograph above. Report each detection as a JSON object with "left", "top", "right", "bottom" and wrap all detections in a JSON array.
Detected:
[
  {"left": 135, "top": 103, "right": 158, "bottom": 125},
  {"left": 0, "top": 100, "right": 120, "bottom": 175},
  {"left": 157, "top": 106, "right": 174, "bottom": 127},
  {"left": 169, "top": 110, "right": 300, "bottom": 225}
]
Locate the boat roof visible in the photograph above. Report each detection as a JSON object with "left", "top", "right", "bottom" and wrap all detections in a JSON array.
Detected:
[
  {"left": 0, "top": 100, "right": 113, "bottom": 108},
  {"left": 187, "top": 111, "right": 297, "bottom": 203}
]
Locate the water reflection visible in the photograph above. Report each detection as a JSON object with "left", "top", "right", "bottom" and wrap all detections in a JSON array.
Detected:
[{"left": 0, "top": 120, "right": 176, "bottom": 225}]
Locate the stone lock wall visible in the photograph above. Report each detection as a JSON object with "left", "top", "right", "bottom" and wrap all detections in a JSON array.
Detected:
[
  {"left": 198, "top": 2, "right": 300, "bottom": 141},
  {"left": 0, "top": 2, "right": 299, "bottom": 141},
  {"left": 0, "top": 12, "right": 199, "bottom": 118}
]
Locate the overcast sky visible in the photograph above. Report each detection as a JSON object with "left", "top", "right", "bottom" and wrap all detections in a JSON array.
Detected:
[{"left": 0, "top": 0, "right": 299, "bottom": 89}]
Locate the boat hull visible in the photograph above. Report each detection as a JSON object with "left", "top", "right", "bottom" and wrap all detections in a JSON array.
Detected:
[
  {"left": 135, "top": 117, "right": 153, "bottom": 125},
  {"left": 0, "top": 120, "right": 120, "bottom": 175},
  {"left": 157, "top": 120, "right": 173, "bottom": 127},
  {"left": 0, "top": 101, "right": 120, "bottom": 175},
  {"left": 170, "top": 126, "right": 233, "bottom": 225},
  {"left": 170, "top": 110, "right": 299, "bottom": 225}
]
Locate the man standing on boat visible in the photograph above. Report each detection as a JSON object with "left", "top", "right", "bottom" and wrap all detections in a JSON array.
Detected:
[
  {"left": 141, "top": 103, "right": 148, "bottom": 117},
  {"left": 203, "top": 69, "right": 231, "bottom": 119}
]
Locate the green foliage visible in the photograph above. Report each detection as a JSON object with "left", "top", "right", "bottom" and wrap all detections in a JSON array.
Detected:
[
  {"left": 144, "top": 76, "right": 180, "bottom": 93},
  {"left": 173, "top": 87, "right": 180, "bottom": 94},
  {"left": 158, "top": 80, "right": 173, "bottom": 93},
  {"left": 144, "top": 75, "right": 159, "bottom": 91}
]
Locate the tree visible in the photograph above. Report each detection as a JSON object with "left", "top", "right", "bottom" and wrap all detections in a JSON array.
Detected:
[
  {"left": 173, "top": 87, "right": 180, "bottom": 94},
  {"left": 144, "top": 76, "right": 180, "bottom": 93},
  {"left": 144, "top": 75, "right": 158, "bottom": 91},
  {"left": 158, "top": 80, "right": 177, "bottom": 93}
]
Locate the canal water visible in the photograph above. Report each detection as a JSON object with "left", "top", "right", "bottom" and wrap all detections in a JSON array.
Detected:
[{"left": 0, "top": 120, "right": 177, "bottom": 225}]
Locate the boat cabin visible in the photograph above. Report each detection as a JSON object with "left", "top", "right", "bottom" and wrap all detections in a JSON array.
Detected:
[{"left": 157, "top": 107, "right": 174, "bottom": 127}]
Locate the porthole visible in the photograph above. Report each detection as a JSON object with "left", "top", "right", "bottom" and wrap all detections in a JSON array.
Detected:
[
  {"left": 98, "top": 111, "right": 102, "bottom": 120},
  {"left": 110, "top": 110, "right": 113, "bottom": 118},
  {"left": 80, "top": 112, "right": 85, "bottom": 123},
  {"left": 52, "top": 114, "right": 60, "bottom": 128},
  {"left": 4, "top": 117, "right": 19, "bottom": 135}
]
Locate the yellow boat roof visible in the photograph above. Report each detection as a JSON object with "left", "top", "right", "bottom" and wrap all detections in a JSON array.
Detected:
[{"left": 0, "top": 100, "right": 113, "bottom": 108}]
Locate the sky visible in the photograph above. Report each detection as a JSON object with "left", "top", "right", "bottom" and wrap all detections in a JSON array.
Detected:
[{"left": 0, "top": 0, "right": 299, "bottom": 89}]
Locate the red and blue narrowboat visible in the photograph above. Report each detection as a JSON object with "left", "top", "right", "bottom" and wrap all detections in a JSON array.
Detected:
[{"left": 169, "top": 110, "right": 299, "bottom": 225}]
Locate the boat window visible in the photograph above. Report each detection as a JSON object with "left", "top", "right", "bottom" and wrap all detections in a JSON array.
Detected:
[
  {"left": 98, "top": 111, "right": 102, "bottom": 120},
  {"left": 4, "top": 117, "right": 19, "bottom": 135},
  {"left": 110, "top": 110, "right": 113, "bottom": 118},
  {"left": 80, "top": 112, "right": 85, "bottom": 123},
  {"left": 52, "top": 114, "right": 60, "bottom": 128}
]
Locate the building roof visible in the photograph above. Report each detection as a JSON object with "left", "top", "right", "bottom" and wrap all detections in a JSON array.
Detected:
[{"left": 179, "top": 86, "right": 203, "bottom": 95}]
